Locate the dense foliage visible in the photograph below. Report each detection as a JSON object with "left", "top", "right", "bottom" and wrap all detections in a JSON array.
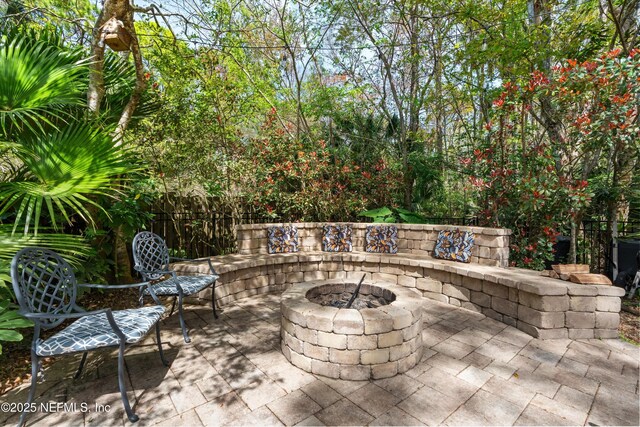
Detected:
[
  {"left": 466, "top": 49, "right": 639, "bottom": 268},
  {"left": 0, "top": 0, "right": 638, "bottom": 351}
]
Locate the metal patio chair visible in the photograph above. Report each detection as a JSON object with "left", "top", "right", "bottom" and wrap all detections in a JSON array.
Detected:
[
  {"left": 132, "top": 231, "right": 219, "bottom": 343},
  {"left": 11, "top": 247, "right": 168, "bottom": 425}
]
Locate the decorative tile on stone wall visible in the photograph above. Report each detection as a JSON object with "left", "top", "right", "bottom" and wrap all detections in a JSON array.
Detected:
[
  {"left": 365, "top": 226, "right": 398, "bottom": 254},
  {"left": 322, "top": 225, "right": 353, "bottom": 252},
  {"left": 267, "top": 225, "right": 299, "bottom": 254},
  {"left": 433, "top": 229, "right": 474, "bottom": 263}
]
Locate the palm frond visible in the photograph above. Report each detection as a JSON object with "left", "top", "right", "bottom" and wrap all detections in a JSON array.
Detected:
[
  {"left": 0, "top": 123, "right": 138, "bottom": 233},
  {"left": 101, "top": 51, "right": 162, "bottom": 124},
  {"left": 0, "top": 227, "right": 91, "bottom": 300},
  {"left": 0, "top": 34, "right": 89, "bottom": 138},
  {"left": 0, "top": 226, "right": 91, "bottom": 264}
]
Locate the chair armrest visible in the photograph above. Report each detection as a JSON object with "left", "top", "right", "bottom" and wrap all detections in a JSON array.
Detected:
[
  {"left": 169, "top": 257, "right": 210, "bottom": 265},
  {"left": 78, "top": 282, "right": 163, "bottom": 305},
  {"left": 207, "top": 258, "right": 219, "bottom": 276},
  {"left": 20, "top": 308, "right": 110, "bottom": 321},
  {"left": 78, "top": 282, "right": 154, "bottom": 290}
]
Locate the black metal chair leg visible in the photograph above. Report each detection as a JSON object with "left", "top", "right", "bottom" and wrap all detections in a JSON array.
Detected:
[
  {"left": 74, "top": 352, "right": 88, "bottom": 379},
  {"left": 177, "top": 291, "right": 190, "bottom": 343},
  {"left": 116, "top": 341, "right": 138, "bottom": 423},
  {"left": 169, "top": 296, "right": 177, "bottom": 317},
  {"left": 155, "top": 323, "right": 169, "bottom": 367},
  {"left": 211, "top": 283, "right": 218, "bottom": 319},
  {"left": 18, "top": 350, "right": 39, "bottom": 427}
]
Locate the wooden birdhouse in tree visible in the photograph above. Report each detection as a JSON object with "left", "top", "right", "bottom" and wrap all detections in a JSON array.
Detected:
[{"left": 103, "top": 17, "right": 130, "bottom": 51}]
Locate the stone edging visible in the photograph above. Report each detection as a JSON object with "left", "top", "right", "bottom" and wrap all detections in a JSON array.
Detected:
[{"left": 174, "top": 251, "right": 625, "bottom": 340}]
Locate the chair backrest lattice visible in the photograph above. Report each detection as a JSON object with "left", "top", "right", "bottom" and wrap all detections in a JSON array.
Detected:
[
  {"left": 132, "top": 231, "right": 170, "bottom": 281},
  {"left": 11, "top": 247, "right": 77, "bottom": 329}
]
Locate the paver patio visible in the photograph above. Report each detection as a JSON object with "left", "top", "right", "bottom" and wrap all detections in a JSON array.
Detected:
[{"left": 2, "top": 292, "right": 638, "bottom": 426}]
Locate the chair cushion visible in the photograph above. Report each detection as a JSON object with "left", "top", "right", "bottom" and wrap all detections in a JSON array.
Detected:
[
  {"left": 142, "top": 275, "right": 217, "bottom": 296},
  {"left": 322, "top": 224, "right": 352, "bottom": 252},
  {"left": 36, "top": 306, "right": 165, "bottom": 356},
  {"left": 433, "top": 229, "right": 475, "bottom": 263},
  {"left": 267, "top": 225, "right": 299, "bottom": 254}
]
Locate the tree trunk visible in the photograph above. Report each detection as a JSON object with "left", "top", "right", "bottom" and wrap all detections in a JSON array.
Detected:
[
  {"left": 88, "top": 0, "right": 147, "bottom": 283},
  {"left": 569, "top": 212, "right": 582, "bottom": 264},
  {"left": 403, "top": 1, "right": 420, "bottom": 209}
]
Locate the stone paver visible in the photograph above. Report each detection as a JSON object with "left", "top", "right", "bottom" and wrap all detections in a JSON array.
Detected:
[
  {"left": 4, "top": 293, "right": 638, "bottom": 427},
  {"left": 155, "top": 409, "right": 203, "bottom": 427},
  {"left": 295, "top": 415, "right": 325, "bottom": 426},
  {"left": 315, "top": 398, "right": 374, "bottom": 426},
  {"left": 169, "top": 384, "right": 207, "bottom": 414},
  {"left": 416, "top": 367, "right": 478, "bottom": 400},
  {"left": 480, "top": 376, "right": 535, "bottom": 408},
  {"left": 457, "top": 365, "right": 493, "bottom": 387},
  {"left": 369, "top": 406, "right": 424, "bottom": 426},
  {"left": 229, "top": 405, "right": 284, "bottom": 426},
  {"left": 373, "top": 374, "right": 423, "bottom": 400},
  {"left": 527, "top": 394, "right": 588, "bottom": 425},
  {"left": 514, "top": 403, "right": 576, "bottom": 426},
  {"left": 194, "top": 391, "right": 250, "bottom": 426},
  {"left": 236, "top": 379, "right": 287, "bottom": 410},
  {"left": 300, "top": 380, "right": 342, "bottom": 408},
  {"left": 398, "top": 385, "right": 466, "bottom": 425},
  {"left": 267, "top": 390, "right": 322, "bottom": 425},
  {"left": 347, "top": 383, "right": 400, "bottom": 417}
]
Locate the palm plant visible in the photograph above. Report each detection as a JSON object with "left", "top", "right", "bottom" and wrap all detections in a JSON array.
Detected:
[{"left": 0, "top": 28, "right": 138, "bottom": 352}]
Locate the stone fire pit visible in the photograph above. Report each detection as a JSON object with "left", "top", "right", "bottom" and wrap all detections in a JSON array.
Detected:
[{"left": 280, "top": 279, "right": 424, "bottom": 380}]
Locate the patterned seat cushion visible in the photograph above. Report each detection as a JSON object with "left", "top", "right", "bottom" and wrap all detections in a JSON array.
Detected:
[
  {"left": 365, "top": 225, "right": 398, "bottom": 254},
  {"left": 36, "top": 306, "right": 165, "bottom": 357},
  {"left": 322, "top": 224, "right": 352, "bottom": 252},
  {"left": 142, "top": 275, "right": 217, "bottom": 296},
  {"left": 267, "top": 225, "right": 299, "bottom": 254},
  {"left": 433, "top": 229, "right": 475, "bottom": 263}
]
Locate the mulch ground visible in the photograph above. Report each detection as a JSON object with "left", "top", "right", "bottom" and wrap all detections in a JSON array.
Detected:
[
  {"left": 1, "top": 289, "right": 638, "bottom": 396},
  {"left": 620, "top": 296, "right": 640, "bottom": 344}
]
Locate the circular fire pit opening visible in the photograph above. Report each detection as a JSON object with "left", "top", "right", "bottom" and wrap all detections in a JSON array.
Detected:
[
  {"left": 306, "top": 282, "right": 396, "bottom": 309},
  {"left": 280, "top": 279, "right": 424, "bottom": 380}
]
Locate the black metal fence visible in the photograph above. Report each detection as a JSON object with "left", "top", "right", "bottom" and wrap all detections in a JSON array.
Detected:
[
  {"left": 577, "top": 220, "right": 640, "bottom": 276},
  {"left": 148, "top": 210, "right": 274, "bottom": 258},
  {"left": 421, "top": 217, "right": 479, "bottom": 226}
]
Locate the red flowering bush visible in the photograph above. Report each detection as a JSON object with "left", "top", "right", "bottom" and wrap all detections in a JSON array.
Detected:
[
  {"left": 246, "top": 109, "right": 402, "bottom": 221},
  {"left": 465, "top": 49, "right": 639, "bottom": 269}
]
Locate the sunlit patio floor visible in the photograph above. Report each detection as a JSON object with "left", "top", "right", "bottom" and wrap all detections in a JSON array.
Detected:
[{"left": 2, "top": 292, "right": 639, "bottom": 426}]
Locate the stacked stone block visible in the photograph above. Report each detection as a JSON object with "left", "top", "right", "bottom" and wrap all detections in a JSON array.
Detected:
[{"left": 279, "top": 280, "right": 423, "bottom": 380}]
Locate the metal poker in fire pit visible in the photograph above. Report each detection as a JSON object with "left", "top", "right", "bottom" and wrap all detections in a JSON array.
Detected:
[{"left": 307, "top": 274, "right": 395, "bottom": 310}]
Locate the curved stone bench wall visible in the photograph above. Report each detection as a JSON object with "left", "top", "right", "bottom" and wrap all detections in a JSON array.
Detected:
[{"left": 174, "top": 251, "right": 624, "bottom": 341}]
